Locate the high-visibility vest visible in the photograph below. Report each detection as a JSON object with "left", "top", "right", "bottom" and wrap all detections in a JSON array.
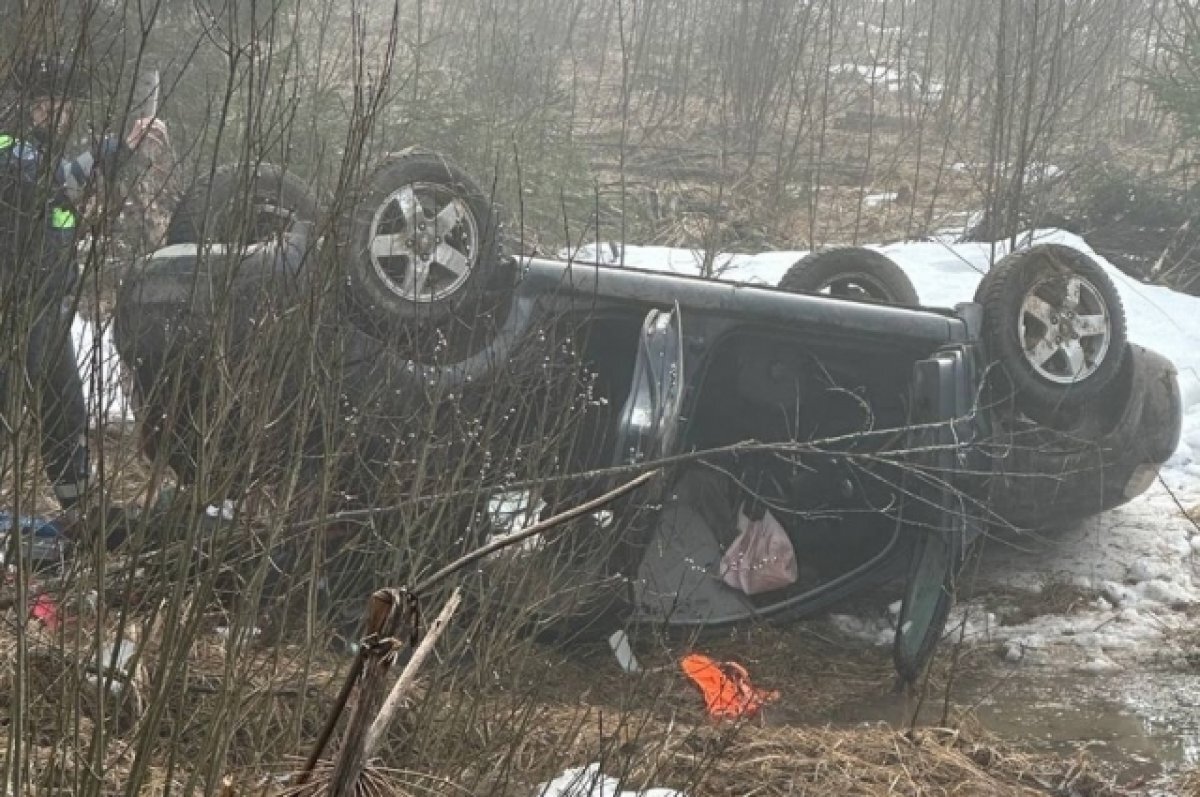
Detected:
[{"left": 0, "top": 132, "right": 77, "bottom": 230}]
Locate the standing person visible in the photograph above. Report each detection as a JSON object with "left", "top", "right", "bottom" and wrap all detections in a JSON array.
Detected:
[
  {"left": 0, "top": 54, "right": 157, "bottom": 512},
  {"left": 107, "top": 81, "right": 180, "bottom": 261}
]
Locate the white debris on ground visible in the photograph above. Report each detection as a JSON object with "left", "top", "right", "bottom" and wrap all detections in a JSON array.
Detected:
[
  {"left": 862, "top": 191, "right": 899, "bottom": 208},
  {"left": 829, "top": 62, "right": 945, "bottom": 101},
  {"left": 564, "top": 230, "right": 1200, "bottom": 671},
  {"left": 535, "top": 764, "right": 687, "bottom": 797}
]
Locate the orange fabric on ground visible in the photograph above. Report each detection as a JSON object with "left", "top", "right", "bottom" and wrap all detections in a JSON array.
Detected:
[
  {"left": 29, "top": 594, "right": 60, "bottom": 631},
  {"left": 680, "top": 653, "right": 779, "bottom": 720}
]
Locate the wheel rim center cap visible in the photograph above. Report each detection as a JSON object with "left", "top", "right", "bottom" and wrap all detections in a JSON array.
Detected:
[{"left": 413, "top": 230, "right": 435, "bottom": 256}]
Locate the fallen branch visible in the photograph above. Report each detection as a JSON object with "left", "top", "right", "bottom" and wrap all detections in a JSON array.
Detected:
[
  {"left": 414, "top": 468, "right": 659, "bottom": 593},
  {"left": 362, "top": 587, "right": 463, "bottom": 759},
  {"left": 296, "top": 417, "right": 973, "bottom": 529}
]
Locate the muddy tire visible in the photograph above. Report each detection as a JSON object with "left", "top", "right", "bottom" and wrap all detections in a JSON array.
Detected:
[
  {"left": 343, "top": 149, "right": 504, "bottom": 341},
  {"left": 978, "top": 244, "right": 1127, "bottom": 413},
  {"left": 165, "top": 163, "right": 319, "bottom": 245},
  {"left": 779, "top": 247, "right": 919, "bottom": 305}
]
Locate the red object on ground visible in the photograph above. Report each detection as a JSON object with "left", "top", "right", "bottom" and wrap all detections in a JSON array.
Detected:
[
  {"left": 680, "top": 653, "right": 779, "bottom": 719},
  {"left": 29, "top": 593, "right": 60, "bottom": 631}
]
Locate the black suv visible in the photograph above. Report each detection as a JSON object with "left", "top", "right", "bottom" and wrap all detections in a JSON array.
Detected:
[{"left": 114, "top": 150, "right": 1181, "bottom": 678}]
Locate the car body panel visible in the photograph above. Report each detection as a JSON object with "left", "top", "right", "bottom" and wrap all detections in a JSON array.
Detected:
[{"left": 987, "top": 345, "right": 1181, "bottom": 530}]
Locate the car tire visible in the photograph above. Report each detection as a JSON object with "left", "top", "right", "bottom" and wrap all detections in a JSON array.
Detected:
[
  {"left": 977, "top": 243, "right": 1127, "bottom": 413},
  {"left": 165, "top": 163, "right": 320, "bottom": 245},
  {"left": 778, "top": 247, "right": 919, "bottom": 305},
  {"left": 343, "top": 149, "right": 505, "bottom": 342}
]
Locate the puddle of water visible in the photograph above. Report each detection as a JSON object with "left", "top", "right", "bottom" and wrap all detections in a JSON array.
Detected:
[{"left": 820, "top": 665, "right": 1200, "bottom": 787}]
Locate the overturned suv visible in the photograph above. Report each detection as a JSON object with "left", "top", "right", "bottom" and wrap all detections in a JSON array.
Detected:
[{"left": 115, "top": 150, "right": 1181, "bottom": 679}]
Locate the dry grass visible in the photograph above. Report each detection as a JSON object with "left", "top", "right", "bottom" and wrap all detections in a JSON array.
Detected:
[
  {"left": 354, "top": 687, "right": 1130, "bottom": 797},
  {"left": 3, "top": 580, "right": 1136, "bottom": 797},
  {"left": 256, "top": 624, "right": 1126, "bottom": 795},
  {"left": 968, "top": 578, "right": 1103, "bottom": 627},
  {"left": 554, "top": 721, "right": 1123, "bottom": 797}
]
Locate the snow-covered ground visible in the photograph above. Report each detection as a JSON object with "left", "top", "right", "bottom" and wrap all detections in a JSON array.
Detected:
[{"left": 565, "top": 230, "right": 1200, "bottom": 672}]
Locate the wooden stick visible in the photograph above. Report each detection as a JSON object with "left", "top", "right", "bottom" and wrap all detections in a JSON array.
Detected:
[
  {"left": 315, "top": 589, "right": 413, "bottom": 796},
  {"left": 362, "top": 587, "right": 463, "bottom": 760},
  {"left": 294, "top": 651, "right": 365, "bottom": 785}
]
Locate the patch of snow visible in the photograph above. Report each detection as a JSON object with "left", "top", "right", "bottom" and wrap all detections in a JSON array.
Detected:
[
  {"left": 535, "top": 764, "right": 686, "bottom": 797},
  {"left": 1024, "top": 162, "right": 1064, "bottom": 182},
  {"left": 937, "top": 161, "right": 1061, "bottom": 181},
  {"left": 829, "top": 62, "right": 940, "bottom": 99},
  {"left": 205, "top": 500, "right": 237, "bottom": 522},
  {"left": 832, "top": 63, "right": 904, "bottom": 87},
  {"left": 863, "top": 191, "right": 898, "bottom": 208},
  {"left": 829, "top": 613, "right": 891, "bottom": 645},
  {"left": 1076, "top": 650, "right": 1123, "bottom": 674}
]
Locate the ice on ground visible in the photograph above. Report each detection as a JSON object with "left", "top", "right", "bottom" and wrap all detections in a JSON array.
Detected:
[{"left": 562, "top": 230, "right": 1200, "bottom": 665}]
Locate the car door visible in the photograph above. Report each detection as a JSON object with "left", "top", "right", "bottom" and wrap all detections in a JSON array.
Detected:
[
  {"left": 892, "top": 346, "right": 981, "bottom": 681},
  {"left": 603, "top": 305, "right": 688, "bottom": 609},
  {"left": 472, "top": 305, "right": 688, "bottom": 645}
]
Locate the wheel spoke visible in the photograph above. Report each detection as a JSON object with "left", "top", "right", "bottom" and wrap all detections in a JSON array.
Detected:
[
  {"left": 1022, "top": 293, "right": 1058, "bottom": 326},
  {"left": 434, "top": 200, "right": 463, "bottom": 235},
  {"left": 1062, "top": 339, "right": 1087, "bottom": 377},
  {"left": 402, "top": 259, "right": 431, "bottom": 298},
  {"left": 1073, "top": 313, "right": 1107, "bottom": 338},
  {"left": 1063, "top": 277, "right": 1082, "bottom": 310},
  {"left": 371, "top": 232, "right": 410, "bottom": 259},
  {"left": 434, "top": 242, "right": 471, "bottom": 277},
  {"left": 396, "top": 186, "right": 424, "bottom": 228},
  {"left": 1026, "top": 336, "right": 1059, "bottom": 367}
]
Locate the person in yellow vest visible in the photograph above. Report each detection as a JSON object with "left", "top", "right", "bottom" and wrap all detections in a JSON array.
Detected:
[{"left": 0, "top": 54, "right": 156, "bottom": 511}]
